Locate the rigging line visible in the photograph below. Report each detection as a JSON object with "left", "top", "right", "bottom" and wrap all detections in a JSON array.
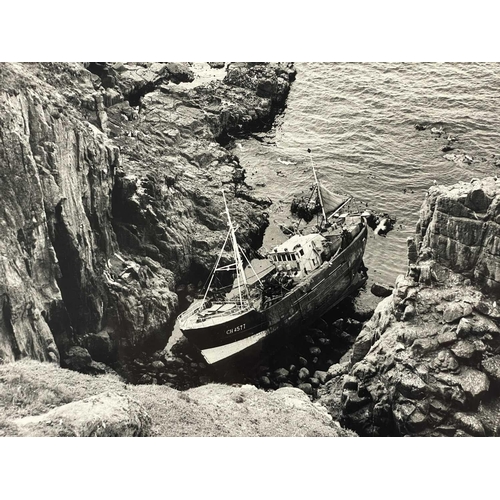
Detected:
[
  {"left": 202, "top": 227, "right": 231, "bottom": 303},
  {"left": 238, "top": 244, "right": 264, "bottom": 287},
  {"left": 199, "top": 228, "right": 232, "bottom": 292},
  {"left": 309, "top": 151, "right": 327, "bottom": 223},
  {"left": 222, "top": 190, "right": 248, "bottom": 307}
]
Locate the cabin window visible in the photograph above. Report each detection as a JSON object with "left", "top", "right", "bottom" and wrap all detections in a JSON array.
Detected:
[{"left": 299, "top": 249, "right": 304, "bottom": 256}]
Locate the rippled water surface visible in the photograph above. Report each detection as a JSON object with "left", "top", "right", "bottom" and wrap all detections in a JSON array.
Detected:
[{"left": 238, "top": 62, "right": 500, "bottom": 285}]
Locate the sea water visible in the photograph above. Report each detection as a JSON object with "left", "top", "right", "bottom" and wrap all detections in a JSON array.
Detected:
[{"left": 237, "top": 62, "right": 500, "bottom": 286}]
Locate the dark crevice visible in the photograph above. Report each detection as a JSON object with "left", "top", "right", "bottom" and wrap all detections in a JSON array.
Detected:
[
  {"left": 48, "top": 200, "right": 104, "bottom": 337},
  {"left": 1, "top": 295, "right": 21, "bottom": 360},
  {"left": 43, "top": 301, "right": 74, "bottom": 361},
  {"left": 127, "top": 82, "right": 157, "bottom": 107}
]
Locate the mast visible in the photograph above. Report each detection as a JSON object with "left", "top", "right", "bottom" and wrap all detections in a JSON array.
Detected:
[
  {"left": 308, "top": 149, "right": 327, "bottom": 225},
  {"left": 222, "top": 190, "right": 248, "bottom": 306}
]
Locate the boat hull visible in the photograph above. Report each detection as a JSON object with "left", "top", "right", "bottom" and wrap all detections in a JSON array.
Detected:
[{"left": 181, "top": 221, "right": 368, "bottom": 365}]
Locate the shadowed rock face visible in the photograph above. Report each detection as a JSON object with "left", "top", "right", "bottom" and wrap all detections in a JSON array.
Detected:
[
  {"left": 318, "top": 177, "right": 500, "bottom": 436},
  {"left": 0, "top": 62, "right": 295, "bottom": 370},
  {"left": 417, "top": 178, "right": 500, "bottom": 295}
]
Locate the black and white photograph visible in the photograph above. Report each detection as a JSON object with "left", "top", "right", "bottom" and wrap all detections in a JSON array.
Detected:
[{"left": 1, "top": 3, "right": 498, "bottom": 497}]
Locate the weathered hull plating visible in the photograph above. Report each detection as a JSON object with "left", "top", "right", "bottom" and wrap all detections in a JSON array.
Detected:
[{"left": 181, "top": 222, "right": 368, "bottom": 365}]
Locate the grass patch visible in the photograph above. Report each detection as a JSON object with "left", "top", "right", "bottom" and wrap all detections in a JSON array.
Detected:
[{"left": 0, "top": 360, "right": 354, "bottom": 437}]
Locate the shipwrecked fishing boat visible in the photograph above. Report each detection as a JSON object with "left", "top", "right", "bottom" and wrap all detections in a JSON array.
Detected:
[{"left": 179, "top": 163, "right": 369, "bottom": 365}]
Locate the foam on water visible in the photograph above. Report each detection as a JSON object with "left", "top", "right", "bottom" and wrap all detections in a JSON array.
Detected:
[{"left": 238, "top": 62, "right": 500, "bottom": 285}]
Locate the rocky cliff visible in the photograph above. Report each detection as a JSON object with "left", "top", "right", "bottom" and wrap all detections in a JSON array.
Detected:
[
  {"left": 318, "top": 177, "right": 500, "bottom": 436},
  {"left": 0, "top": 62, "right": 296, "bottom": 373}
]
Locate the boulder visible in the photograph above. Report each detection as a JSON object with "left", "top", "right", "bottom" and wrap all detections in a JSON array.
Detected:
[
  {"left": 309, "top": 377, "right": 320, "bottom": 388},
  {"left": 150, "top": 360, "right": 165, "bottom": 371},
  {"left": 457, "top": 315, "right": 500, "bottom": 338},
  {"left": 298, "top": 383, "right": 313, "bottom": 395},
  {"left": 437, "top": 327, "right": 458, "bottom": 345},
  {"left": 313, "top": 370, "right": 328, "bottom": 384},
  {"left": 435, "top": 367, "right": 490, "bottom": 403},
  {"left": 14, "top": 392, "right": 151, "bottom": 437},
  {"left": 451, "top": 340, "right": 484, "bottom": 359},
  {"left": 481, "top": 356, "right": 500, "bottom": 383},
  {"left": 298, "top": 357, "right": 308, "bottom": 367},
  {"left": 82, "top": 331, "right": 114, "bottom": 363},
  {"left": 452, "top": 412, "right": 486, "bottom": 436},
  {"left": 396, "top": 370, "right": 427, "bottom": 400},
  {"left": 371, "top": 283, "right": 393, "bottom": 298},
  {"left": 273, "top": 368, "right": 290, "bottom": 378},
  {"left": 443, "top": 302, "right": 473, "bottom": 323},
  {"left": 64, "top": 346, "right": 93, "bottom": 372},
  {"left": 309, "top": 346, "right": 321, "bottom": 356},
  {"left": 298, "top": 367, "right": 310, "bottom": 381}
]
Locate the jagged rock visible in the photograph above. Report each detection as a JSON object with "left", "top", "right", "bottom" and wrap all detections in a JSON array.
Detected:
[
  {"left": 327, "top": 362, "right": 349, "bottom": 379},
  {"left": 0, "top": 62, "right": 292, "bottom": 372},
  {"left": 417, "top": 178, "right": 500, "bottom": 295},
  {"left": 443, "top": 302, "right": 473, "bottom": 323},
  {"left": 208, "top": 62, "right": 225, "bottom": 69},
  {"left": 317, "top": 177, "right": 500, "bottom": 436},
  {"left": 396, "top": 370, "right": 427, "bottom": 399},
  {"left": 407, "top": 237, "right": 418, "bottom": 264},
  {"left": 437, "top": 327, "right": 458, "bottom": 345},
  {"left": 475, "top": 297, "right": 500, "bottom": 319},
  {"left": 457, "top": 314, "right": 500, "bottom": 337},
  {"left": 452, "top": 412, "right": 486, "bottom": 436},
  {"left": 481, "top": 356, "right": 500, "bottom": 383},
  {"left": 403, "top": 303, "right": 416, "bottom": 321},
  {"left": 451, "top": 339, "right": 485, "bottom": 359},
  {"left": 343, "top": 375, "right": 358, "bottom": 391},
  {"left": 434, "top": 367, "right": 489, "bottom": 402},
  {"left": 14, "top": 392, "right": 151, "bottom": 436}
]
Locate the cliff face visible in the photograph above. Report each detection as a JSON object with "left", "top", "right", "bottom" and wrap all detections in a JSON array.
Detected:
[
  {"left": 416, "top": 177, "right": 500, "bottom": 295},
  {"left": 318, "top": 177, "right": 500, "bottom": 436},
  {"left": 0, "top": 62, "right": 296, "bottom": 369}
]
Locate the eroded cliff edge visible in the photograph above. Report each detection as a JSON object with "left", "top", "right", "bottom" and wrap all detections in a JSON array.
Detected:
[
  {"left": 0, "top": 62, "right": 296, "bottom": 373},
  {"left": 318, "top": 177, "right": 500, "bottom": 436}
]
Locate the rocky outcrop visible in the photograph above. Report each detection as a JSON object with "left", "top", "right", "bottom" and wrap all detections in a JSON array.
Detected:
[
  {"left": 14, "top": 391, "right": 151, "bottom": 437},
  {"left": 416, "top": 177, "right": 500, "bottom": 295},
  {"left": 224, "top": 62, "right": 296, "bottom": 110},
  {"left": 0, "top": 62, "right": 295, "bottom": 372},
  {"left": 318, "top": 177, "right": 500, "bottom": 436}
]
